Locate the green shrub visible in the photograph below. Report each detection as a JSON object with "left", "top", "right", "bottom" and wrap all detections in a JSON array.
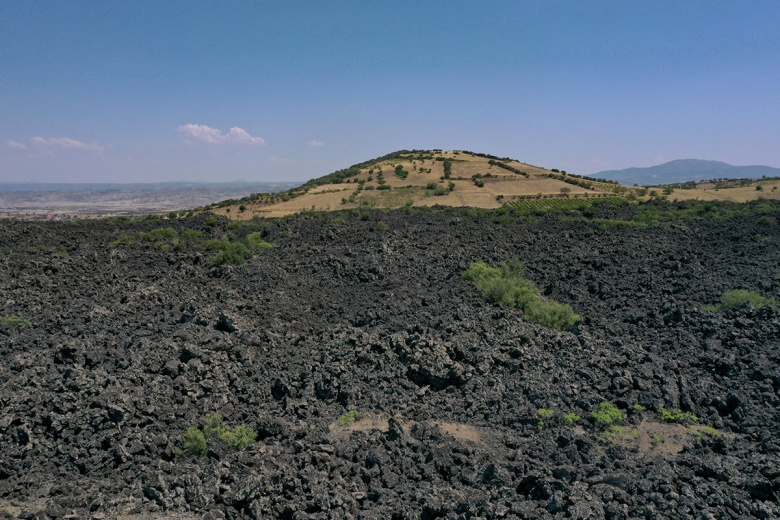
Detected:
[
  {"left": 109, "top": 234, "right": 136, "bottom": 248},
  {"left": 0, "top": 315, "right": 32, "bottom": 328},
  {"left": 709, "top": 289, "right": 777, "bottom": 311},
  {"left": 463, "top": 261, "right": 580, "bottom": 331},
  {"left": 182, "top": 414, "right": 257, "bottom": 456},
  {"left": 244, "top": 232, "right": 273, "bottom": 250},
  {"left": 376, "top": 221, "right": 389, "bottom": 231},
  {"left": 658, "top": 407, "right": 698, "bottom": 425},
  {"left": 141, "top": 228, "right": 177, "bottom": 242},
  {"left": 182, "top": 229, "right": 205, "bottom": 242},
  {"left": 202, "top": 413, "right": 227, "bottom": 440},
  {"left": 222, "top": 424, "right": 257, "bottom": 449},
  {"left": 698, "top": 425, "right": 719, "bottom": 437},
  {"left": 182, "top": 426, "right": 208, "bottom": 457},
  {"left": 563, "top": 413, "right": 581, "bottom": 425},
  {"left": 206, "top": 240, "right": 249, "bottom": 266},
  {"left": 590, "top": 402, "right": 624, "bottom": 429},
  {"left": 337, "top": 410, "right": 361, "bottom": 426}
]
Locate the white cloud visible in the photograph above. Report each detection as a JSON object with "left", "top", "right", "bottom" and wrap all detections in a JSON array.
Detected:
[
  {"left": 307, "top": 140, "right": 324, "bottom": 147},
  {"left": 178, "top": 124, "right": 265, "bottom": 146},
  {"left": 29, "top": 136, "right": 104, "bottom": 151},
  {"left": 4, "top": 140, "right": 28, "bottom": 150}
]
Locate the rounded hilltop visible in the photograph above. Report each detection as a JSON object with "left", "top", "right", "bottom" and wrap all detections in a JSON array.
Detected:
[
  {"left": 202, "top": 149, "right": 635, "bottom": 219},
  {"left": 201, "top": 149, "right": 780, "bottom": 219}
]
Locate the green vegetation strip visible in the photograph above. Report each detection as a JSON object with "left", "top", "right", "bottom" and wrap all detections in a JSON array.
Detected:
[
  {"left": 463, "top": 260, "right": 580, "bottom": 331},
  {"left": 0, "top": 315, "right": 32, "bottom": 328},
  {"left": 182, "top": 414, "right": 257, "bottom": 457},
  {"left": 707, "top": 289, "right": 777, "bottom": 312},
  {"left": 206, "top": 231, "right": 273, "bottom": 266}
]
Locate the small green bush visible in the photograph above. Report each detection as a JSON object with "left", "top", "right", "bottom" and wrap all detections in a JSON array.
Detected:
[
  {"left": 202, "top": 413, "right": 227, "bottom": 440},
  {"left": 141, "top": 228, "right": 177, "bottom": 242},
  {"left": 110, "top": 234, "right": 136, "bottom": 248},
  {"left": 0, "top": 315, "right": 32, "bottom": 328},
  {"left": 537, "top": 408, "right": 554, "bottom": 419},
  {"left": 206, "top": 241, "right": 249, "bottom": 266},
  {"left": 182, "top": 414, "right": 257, "bottom": 456},
  {"left": 709, "top": 289, "right": 777, "bottom": 311},
  {"left": 463, "top": 261, "right": 580, "bottom": 331},
  {"left": 376, "top": 221, "right": 389, "bottom": 231},
  {"left": 563, "top": 413, "right": 581, "bottom": 425},
  {"left": 244, "top": 232, "right": 273, "bottom": 250},
  {"left": 337, "top": 410, "right": 361, "bottom": 426},
  {"left": 698, "top": 425, "right": 719, "bottom": 437},
  {"left": 658, "top": 407, "right": 698, "bottom": 425},
  {"left": 222, "top": 424, "right": 257, "bottom": 449},
  {"left": 182, "top": 229, "right": 204, "bottom": 242},
  {"left": 590, "top": 402, "right": 624, "bottom": 429},
  {"left": 182, "top": 426, "right": 208, "bottom": 457}
]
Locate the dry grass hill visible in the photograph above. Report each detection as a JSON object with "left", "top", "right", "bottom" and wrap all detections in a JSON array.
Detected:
[
  {"left": 202, "top": 150, "right": 780, "bottom": 220},
  {"left": 206, "top": 150, "right": 637, "bottom": 219}
]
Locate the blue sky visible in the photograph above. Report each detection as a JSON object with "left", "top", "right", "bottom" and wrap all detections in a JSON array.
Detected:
[{"left": 1, "top": 1, "right": 779, "bottom": 183}]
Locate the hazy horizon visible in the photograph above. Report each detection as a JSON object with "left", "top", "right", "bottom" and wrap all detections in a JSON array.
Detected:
[{"left": 2, "top": 2, "right": 779, "bottom": 183}]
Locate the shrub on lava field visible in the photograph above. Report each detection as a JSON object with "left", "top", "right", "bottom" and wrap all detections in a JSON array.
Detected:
[
  {"left": 658, "top": 407, "right": 698, "bottom": 426},
  {"left": 181, "top": 414, "right": 257, "bottom": 457},
  {"left": 0, "top": 315, "right": 32, "bottom": 328},
  {"left": 337, "top": 410, "right": 361, "bottom": 426},
  {"left": 708, "top": 289, "right": 777, "bottom": 311},
  {"left": 182, "top": 427, "right": 208, "bottom": 457},
  {"left": 222, "top": 424, "right": 257, "bottom": 449},
  {"left": 109, "top": 234, "right": 136, "bottom": 248},
  {"left": 206, "top": 233, "right": 273, "bottom": 266},
  {"left": 590, "top": 402, "right": 624, "bottom": 429},
  {"left": 141, "top": 227, "right": 177, "bottom": 242},
  {"left": 182, "top": 229, "right": 205, "bottom": 242},
  {"left": 463, "top": 261, "right": 580, "bottom": 331},
  {"left": 244, "top": 232, "right": 273, "bottom": 250},
  {"left": 206, "top": 240, "right": 249, "bottom": 266}
]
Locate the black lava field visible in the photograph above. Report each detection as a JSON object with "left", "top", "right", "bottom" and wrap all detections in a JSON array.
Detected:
[{"left": 1, "top": 208, "right": 779, "bottom": 519}]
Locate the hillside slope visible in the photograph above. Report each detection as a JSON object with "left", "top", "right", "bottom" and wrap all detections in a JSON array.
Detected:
[{"left": 206, "top": 150, "right": 633, "bottom": 218}]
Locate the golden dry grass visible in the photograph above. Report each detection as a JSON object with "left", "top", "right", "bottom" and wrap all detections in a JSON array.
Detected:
[
  {"left": 667, "top": 179, "right": 780, "bottom": 203},
  {"left": 211, "top": 151, "right": 646, "bottom": 219}
]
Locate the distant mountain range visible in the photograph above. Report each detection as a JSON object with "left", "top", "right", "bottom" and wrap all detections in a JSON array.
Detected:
[{"left": 594, "top": 159, "right": 780, "bottom": 186}]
